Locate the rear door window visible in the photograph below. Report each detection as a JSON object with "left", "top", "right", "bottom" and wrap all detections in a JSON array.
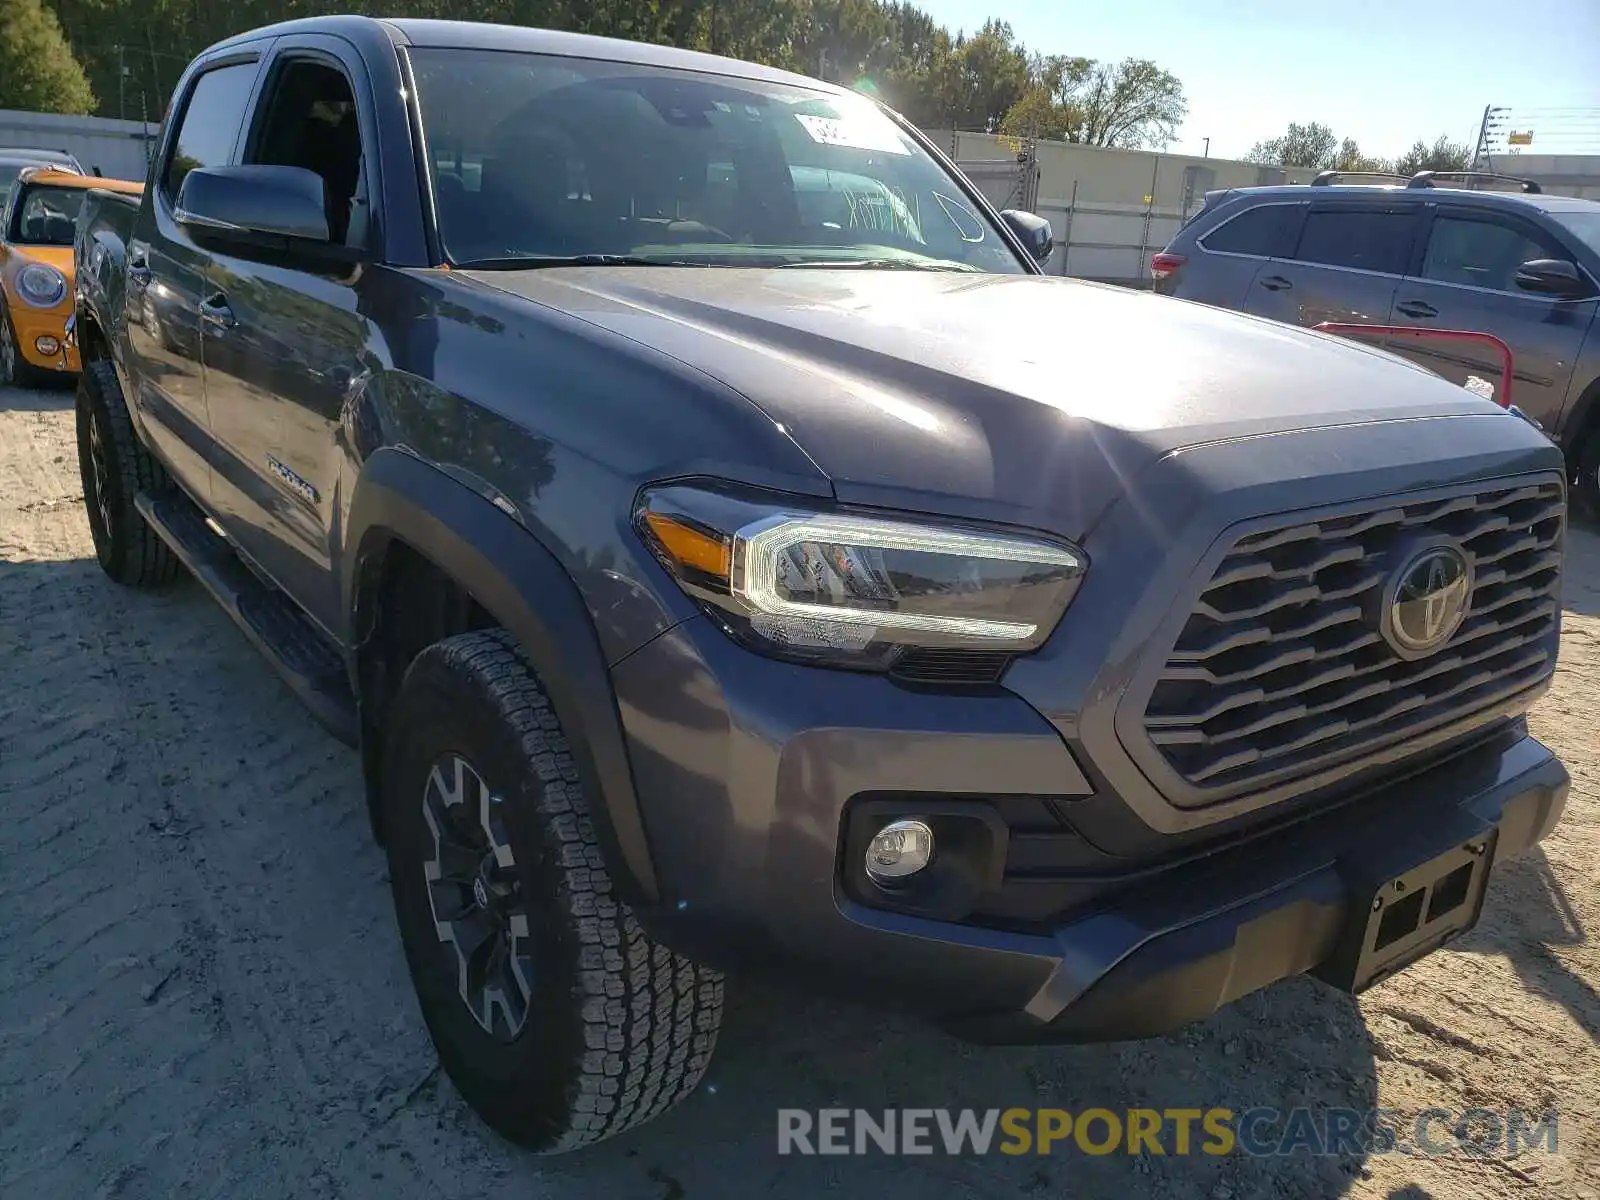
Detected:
[
  {"left": 1421, "top": 214, "right": 1566, "bottom": 291},
  {"left": 1200, "top": 203, "right": 1301, "bottom": 257},
  {"left": 1291, "top": 207, "right": 1417, "bottom": 274}
]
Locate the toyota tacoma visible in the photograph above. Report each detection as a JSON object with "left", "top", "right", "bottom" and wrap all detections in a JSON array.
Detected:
[{"left": 72, "top": 16, "right": 1570, "bottom": 1154}]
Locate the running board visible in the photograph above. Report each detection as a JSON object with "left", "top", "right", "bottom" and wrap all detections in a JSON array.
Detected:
[{"left": 135, "top": 491, "right": 359, "bottom": 746}]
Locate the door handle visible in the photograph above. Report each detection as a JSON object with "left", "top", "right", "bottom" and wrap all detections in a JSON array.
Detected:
[
  {"left": 127, "top": 241, "right": 151, "bottom": 287},
  {"left": 1397, "top": 300, "right": 1438, "bottom": 319},
  {"left": 1258, "top": 274, "right": 1293, "bottom": 292},
  {"left": 199, "top": 293, "right": 236, "bottom": 331}
]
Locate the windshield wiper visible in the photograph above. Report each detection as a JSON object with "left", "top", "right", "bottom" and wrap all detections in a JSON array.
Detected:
[
  {"left": 774, "top": 258, "right": 979, "bottom": 272},
  {"left": 452, "top": 254, "right": 713, "bottom": 270}
]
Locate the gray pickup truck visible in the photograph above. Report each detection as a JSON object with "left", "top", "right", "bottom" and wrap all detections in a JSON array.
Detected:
[{"left": 73, "top": 16, "right": 1570, "bottom": 1154}]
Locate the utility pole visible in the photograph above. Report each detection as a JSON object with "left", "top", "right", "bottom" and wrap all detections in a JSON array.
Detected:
[
  {"left": 116, "top": 44, "right": 126, "bottom": 121},
  {"left": 1471, "top": 104, "right": 1492, "bottom": 168},
  {"left": 1202, "top": 137, "right": 1210, "bottom": 159}
]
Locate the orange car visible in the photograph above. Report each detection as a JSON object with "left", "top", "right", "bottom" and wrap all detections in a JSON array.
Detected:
[{"left": 0, "top": 167, "right": 143, "bottom": 387}]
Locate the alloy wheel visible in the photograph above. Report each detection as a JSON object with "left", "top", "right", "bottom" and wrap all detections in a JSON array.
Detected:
[
  {"left": 86, "top": 407, "right": 114, "bottom": 543},
  {"left": 421, "top": 753, "right": 534, "bottom": 1041},
  {"left": 0, "top": 313, "right": 14, "bottom": 386}
]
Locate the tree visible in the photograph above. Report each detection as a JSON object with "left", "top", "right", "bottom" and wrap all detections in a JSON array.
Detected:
[
  {"left": 998, "top": 54, "right": 1090, "bottom": 142},
  {"left": 1000, "top": 54, "right": 1185, "bottom": 149},
  {"left": 1394, "top": 134, "right": 1471, "bottom": 177},
  {"left": 1333, "top": 137, "right": 1387, "bottom": 173},
  {"left": 1246, "top": 121, "right": 1339, "bottom": 169},
  {"left": 43, "top": 0, "right": 1190, "bottom": 152},
  {"left": 1074, "top": 57, "right": 1185, "bottom": 149},
  {"left": 0, "top": 0, "right": 96, "bottom": 115},
  {"left": 876, "top": 4, "right": 952, "bottom": 124},
  {"left": 926, "top": 19, "right": 1031, "bottom": 131}
]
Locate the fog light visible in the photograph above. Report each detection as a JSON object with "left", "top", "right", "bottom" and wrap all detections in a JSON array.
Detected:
[
  {"left": 35, "top": 335, "right": 60, "bottom": 356},
  {"left": 865, "top": 819, "right": 934, "bottom": 885}
]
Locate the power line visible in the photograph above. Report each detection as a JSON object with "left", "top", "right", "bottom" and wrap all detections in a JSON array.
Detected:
[{"left": 1477, "top": 105, "right": 1600, "bottom": 155}]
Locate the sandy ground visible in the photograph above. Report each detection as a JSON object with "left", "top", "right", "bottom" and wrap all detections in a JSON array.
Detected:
[{"left": 0, "top": 382, "right": 1596, "bottom": 1200}]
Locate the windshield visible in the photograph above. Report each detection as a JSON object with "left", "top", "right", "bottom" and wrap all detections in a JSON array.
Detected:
[
  {"left": 408, "top": 49, "right": 1026, "bottom": 273},
  {"left": 8, "top": 184, "right": 86, "bottom": 246},
  {"left": 1, "top": 161, "right": 42, "bottom": 207},
  {"left": 1551, "top": 210, "right": 1600, "bottom": 261}
]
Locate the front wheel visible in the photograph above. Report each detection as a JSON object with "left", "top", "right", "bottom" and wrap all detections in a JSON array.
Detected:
[
  {"left": 383, "top": 630, "right": 723, "bottom": 1152},
  {"left": 0, "top": 303, "right": 47, "bottom": 389},
  {"left": 1574, "top": 433, "right": 1600, "bottom": 525}
]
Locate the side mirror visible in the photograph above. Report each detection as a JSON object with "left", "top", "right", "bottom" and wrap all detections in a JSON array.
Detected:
[
  {"left": 1000, "top": 209, "right": 1053, "bottom": 266},
  {"left": 1513, "top": 258, "right": 1589, "bottom": 298},
  {"left": 175, "top": 165, "right": 348, "bottom": 261}
]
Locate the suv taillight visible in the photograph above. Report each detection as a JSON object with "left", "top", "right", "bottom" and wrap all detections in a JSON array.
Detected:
[{"left": 1150, "top": 252, "right": 1185, "bottom": 280}]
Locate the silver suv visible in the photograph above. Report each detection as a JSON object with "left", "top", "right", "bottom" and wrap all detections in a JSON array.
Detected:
[{"left": 1154, "top": 171, "right": 1600, "bottom": 515}]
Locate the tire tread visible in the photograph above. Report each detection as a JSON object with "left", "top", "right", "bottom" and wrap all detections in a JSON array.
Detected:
[
  {"left": 412, "top": 630, "right": 722, "bottom": 1152},
  {"left": 79, "top": 357, "right": 180, "bottom": 587}
]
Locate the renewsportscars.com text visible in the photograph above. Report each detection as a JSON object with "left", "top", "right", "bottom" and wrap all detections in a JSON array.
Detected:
[{"left": 776, "top": 1107, "right": 1559, "bottom": 1158}]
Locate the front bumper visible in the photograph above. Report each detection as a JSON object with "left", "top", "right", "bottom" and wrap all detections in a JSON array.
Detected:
[
  {"left": 612, "top": 616, "right": 1568, "bottom": 1043},
  {"left": 8, "top": 298, "right": 78, "bottom": 373},
  {"left": 953, "top": 730, "right": 1566, "bottom": 1043}
]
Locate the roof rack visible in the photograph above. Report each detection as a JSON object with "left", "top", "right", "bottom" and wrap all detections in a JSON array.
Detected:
[
  {"left": 1405, "top": 170, "right": 1541, "bottom": 194},
  {"left": 1310, "top": 170, "right": 1411, "bottom": 186},
  {"left": 1306, "top": 169, "right": 1543, "bottom": 194}
]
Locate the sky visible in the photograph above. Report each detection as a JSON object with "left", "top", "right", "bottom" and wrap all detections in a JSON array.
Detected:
[{"left": 912, "top": 0, "right": 1600, "bottom": 162}]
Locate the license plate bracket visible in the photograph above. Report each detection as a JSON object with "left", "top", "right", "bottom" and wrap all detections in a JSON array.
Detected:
[{"left": 1314, "top": 832, "right": 1497, "bottom": 994}]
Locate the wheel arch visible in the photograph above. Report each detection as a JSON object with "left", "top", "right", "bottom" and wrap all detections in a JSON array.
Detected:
[
  {"left": 344, "top": 448, "right": 660, "bottom": 906},
  {"left": 74, "top": 301, "right": 108, "bottom": 361},
  {"left": 1559, "top": 372, "right": 1600, "bottom": 470}
]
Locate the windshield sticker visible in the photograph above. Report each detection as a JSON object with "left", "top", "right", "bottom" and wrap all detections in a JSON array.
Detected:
[{"left": 794, "top": 113, "right": 911, "bottom": 156}]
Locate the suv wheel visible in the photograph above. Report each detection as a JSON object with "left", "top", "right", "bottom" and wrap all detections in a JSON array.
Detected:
[
  {"left": 1575, "top": 434, "right": 1600, "bottom": 524},
  {"left": 383, "top": 630, "right": 723, "bottom": 1152},
  {"left": 76, "top": 358, "right": 182, "bottom": 586},
  {"left": 0, "top": 303, "right": 44, "bottom": 389}
]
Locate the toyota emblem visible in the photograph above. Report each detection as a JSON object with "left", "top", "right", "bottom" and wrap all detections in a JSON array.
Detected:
[{"left": 1382, "top": 543, "right": 1473, "bottom": 658}]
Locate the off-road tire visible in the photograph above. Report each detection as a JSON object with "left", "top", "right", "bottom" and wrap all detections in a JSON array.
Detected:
[
  {"left": 76, "top": 358, "right": 181, "bottom": 586},
  {"left": 383, "top": 630, "right": 723, "bottom": 1153}
]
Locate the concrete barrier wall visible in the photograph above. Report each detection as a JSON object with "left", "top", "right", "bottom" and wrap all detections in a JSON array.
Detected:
[
  {"left": 927, "top": 129, "right": 1317, "bottom": 284},
  {"left": 1485, "top": 154, "right": 1600, "bottom": 200},
  {"left": 0, "top": 109, "right": 158, "bottom": 184}
]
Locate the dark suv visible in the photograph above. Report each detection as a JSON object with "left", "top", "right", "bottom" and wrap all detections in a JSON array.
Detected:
[
  {"left": 73, "top": 19, "right": 1569, "bottom": 1154},
  {"left": 1154, "top": 172, "right": 1600, "bottom": 513}
]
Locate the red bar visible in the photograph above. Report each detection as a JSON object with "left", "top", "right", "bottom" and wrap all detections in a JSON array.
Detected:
[{"left": 1311, "top": 322, "right": 1514, "bottom": 409}]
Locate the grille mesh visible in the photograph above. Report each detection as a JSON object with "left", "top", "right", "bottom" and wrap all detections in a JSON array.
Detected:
[{"left": 1143, "top": 479, "right": 1563, "bottom": 794}]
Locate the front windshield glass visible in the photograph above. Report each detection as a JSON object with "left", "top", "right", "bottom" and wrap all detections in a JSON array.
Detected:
[
  {"left": 1, "top": 162, "right": 38, "bottom": 211},
  {"left": 8, "top": 184, "right": 86, "bottom": 246},
  {"left": 1551, "top": 211, "right": 1600, "bottom": 261},
  {"left": 408, "top": 48, "right": 1026, "bottom": 273}
]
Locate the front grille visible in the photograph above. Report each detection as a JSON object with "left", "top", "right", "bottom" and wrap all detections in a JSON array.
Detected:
[{"left": 1142, "top": 478, "right": 1563, "bottom": 796}]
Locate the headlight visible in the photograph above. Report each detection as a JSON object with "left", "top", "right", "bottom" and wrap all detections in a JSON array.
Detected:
[
  {"left": 636, "top": 484, "right": 1086, "bottom": 671},
  {"left": 16, "top": 263, "right": 67, "bottom": 308}
]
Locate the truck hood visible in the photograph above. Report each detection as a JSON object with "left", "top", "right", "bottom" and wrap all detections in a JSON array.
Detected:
[{"left": 467, "top": 268, "right": 1500, "bottom": 539}]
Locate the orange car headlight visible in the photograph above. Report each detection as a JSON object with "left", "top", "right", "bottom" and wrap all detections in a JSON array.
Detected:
[{"left": 16, "top": 263, "right": 67, "bottom": 308}]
